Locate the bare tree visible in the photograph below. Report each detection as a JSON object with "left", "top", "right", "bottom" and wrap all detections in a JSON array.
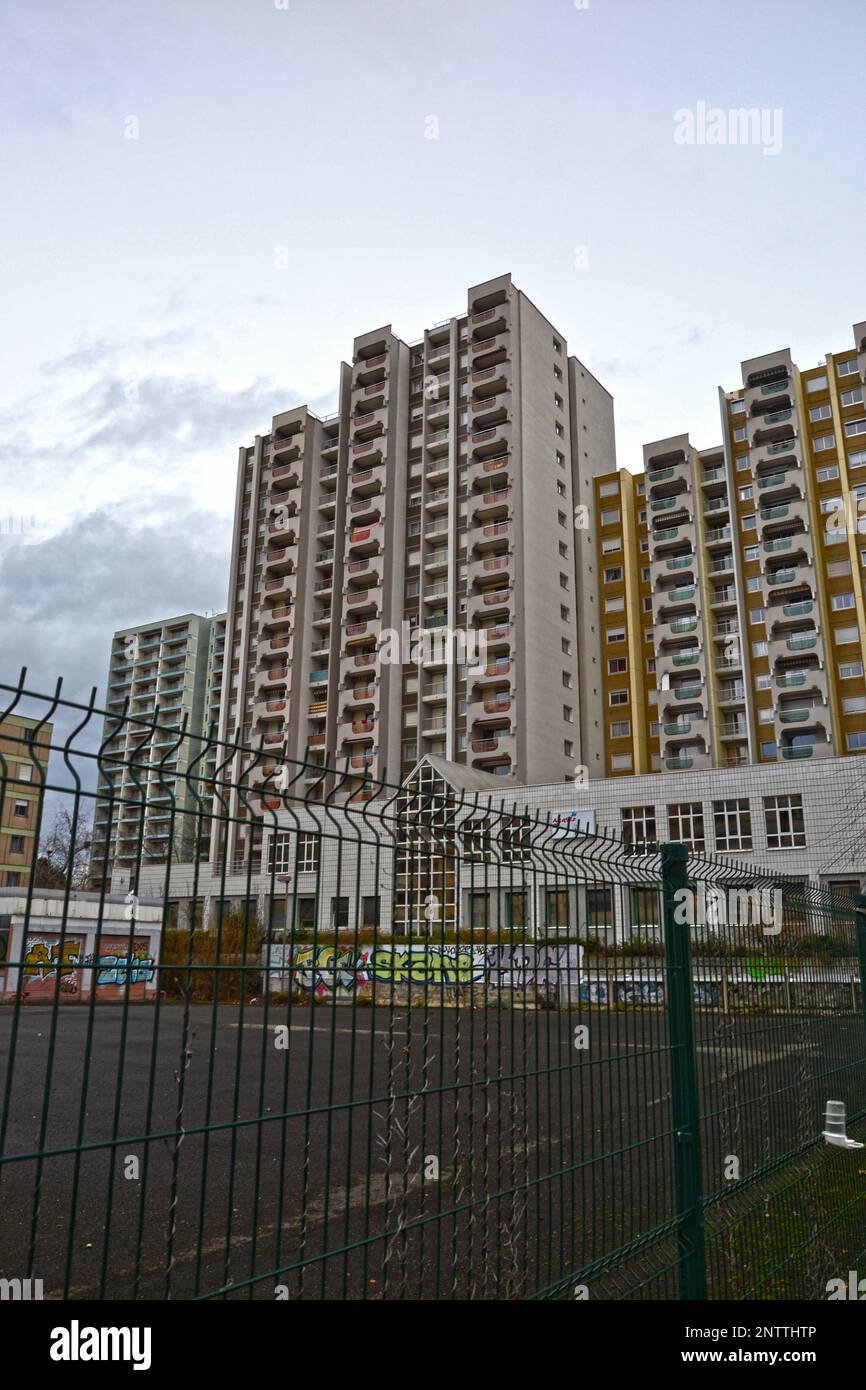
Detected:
[{"left": 35, "top": 804, "right": 93, "bottom": 890}]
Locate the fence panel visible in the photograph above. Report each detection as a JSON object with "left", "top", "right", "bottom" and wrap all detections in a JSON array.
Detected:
[{"left": 0, "top": 678, "right": 864, "bottom": 1300}]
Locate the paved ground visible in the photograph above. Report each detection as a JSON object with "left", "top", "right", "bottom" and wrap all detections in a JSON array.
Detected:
[{"left": 0, "top": 1002, "right": 863, "bottom": 1300}]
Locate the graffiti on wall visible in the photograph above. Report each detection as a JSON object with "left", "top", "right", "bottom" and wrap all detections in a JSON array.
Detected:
[
  {"left": 266, "top": 943, "right": 583, "bottom": 997},
  {"left": 18, "top": 934, "right": 156, "bottom": 997}
]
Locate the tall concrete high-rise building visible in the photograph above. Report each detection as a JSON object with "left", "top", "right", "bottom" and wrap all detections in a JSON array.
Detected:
[
  {"left": 0, "top": 714, "right": 52, "bottom": 889},
  {"left": 595, "top": 320, "right": 866, "bottom": 775},
  {"left": 91, "top": 611, "right": 226, "bottom": 884},
  {"left": 215, "top": 273, "right": 617, "bottom": 868}
]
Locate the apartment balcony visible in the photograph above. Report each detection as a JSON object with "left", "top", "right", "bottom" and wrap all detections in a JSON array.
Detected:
[
  {"left": 271, "top": 432, "right": 303, "bottom": 465},
  {"left": 340, "top": 649, "right": 377, "bottom": 687},
  {"left": 763, "top": 532, "right": 813, "bottom": 569},
  {"left": 342, "top": 681, "right": 377, "bottom": 712},
  {"left": 349, "top": 462, "right": 387, "bottom": 498},
  {"left": 470, "top": 730, "right": 516, "bottom": 770},
  {"left": 254, "top": 665, "right": 289, "bottom": 698},
  {"left": 664, "top": 747, "right": 711, "bottom": 772},
  {"left": 656, "top": 614, "right": 700, "bottom": 647},
  {"left": 468, "top": 693, "right": 513, "bottom": 727},
  {"left": 468, "top": 453, "right": 510, "bottom": 491},
  {"left": 470, "top": 660, "right": 512, "bottom": 692},
  {"left": 708, "top": 586, "right": 737, "bottom": 611},
  {"left": 778, "top": 733, "right": 833, "bottom": 762},
  {"left": 657, "top": 643, "right": 702, "bottom": 679},
  {"left": 265, "top": 543, "right": 297, "bottom": 575},
  {"left": 646, "top": 448, "right": 691, "bottom": 492},
  {"left": 344, "top": 585, "right": 382, "bottom": 618},
  {"left": 348, "top": 491, "right": 384, "bottom": 526},
  {"left": 352, "top": 380, "right": 388, "bottom": 415},
  {"left": 470, "top": 421, "right": 512, "bottom": 461},
  {"left": 352, "top": 404, "right": 389, "bottom": 437},
  {"left": 424, "top": 545, "right": 450, "bottom": 576},
  {"left": 768, "top": 597, "right": 815, "bottom": 635},
  {"left": 703, "top": 495, "right": 731, "bottom": 523},
  {"left": 662, "top": 715, "right": 709, "bottom": 746},
  {"left": 650, "top": 494, "right": 692, "bottom": 524},
  {"left": 470, "top": 365, "right": 510, "bottom": 401},
  {"left": 350, "top": 437, "right": 385, "bottom": 468},
  {"left": 655, "top": 584, "right": 697, "bottom": 619},
  {"left": 716, "top": 682, "right": 746, "bottom": 706},
  {"left": 700, "top": 464, "right": 727, "bottom": 495},
  {"left": 703, "top": 523, "right": 732, "bottom": 550},
  {"left": 468, "top": 551, "right": 512, "bottom": 589},
  {"left": 471, "top": 302, "right": 511, "bottom": 338},
  {"left": 338, "top": 714, "right": 377, "bottom": 745},
  {"left": 319, "top": 463, "right": 339, "bottom": 492},
  {"left": 705, "top": 553, "right": 734, "bottom": 581},
  {"left": 757, "top": 496, "right": 810, "bottom": 540},
  {"left": 772, "top": 663, "right": 829, "bottom": 705},
  {"left": 469, "top": 519, "right": 512, "bottom": 555},
  {"left": 344, "top": 616, "right": 381, "bottom": 648},
  {"left": 346, "top": 519, "right": 385, "bottom": 556},
  {"left": 471, "top": 485, "right": 511, "bottom": 523},
  {"left": 423, "top": 487, "right": 450, "bottom": 520},
  {"left": 260, "top": 602, "right": 293, "bottom": 632},
  {"left": 475, "top": 620, "right": 512, "bottom": 653},
  {"left": 259, "top": 633, "right": 292, "bottom": 662},
  {"left": 748, "top": 408, "right": 796, "bottom": 447},
  {"left": 470, "top": 389, "right": 511, "bottom": 428},
  {"left": 310, "top": 606, "right": 332, "bottom": 632},
  {"left": 353, "top": 352, "right": 388, "bottom": 389},
  {"left": 777, "top": 701, "right": 826, "bottom": 733},
  {"left": 425, "top": 427, "right": 451, "bottom": 459},
  {"left": 652, "top": 549, "right": 695, "bottom": 586},
  {"left": 423, "top": 580, "right": 450, "bottom": 608},
  {"left": 469, "top": 336, "right": 508, "bottom": 369},
  {"left": 744, "top": 368, "right": 791, "bottom": 408},
  {"left": 650, "top": 522, "right": 696, "bottom": 556},
  {"left": 467, "top": 587, "right": 511, "bottom": 624}
]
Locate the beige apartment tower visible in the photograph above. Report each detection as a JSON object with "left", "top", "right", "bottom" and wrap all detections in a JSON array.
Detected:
[
  {"left": 215, "top": 274, "right": 616, "bottom": 866},
  {"left": 595, "top": 320, "right": 866, "bottom": 775}
]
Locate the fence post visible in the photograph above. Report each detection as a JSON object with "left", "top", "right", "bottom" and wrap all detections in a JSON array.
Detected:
[
  {"left": 854, "top": 896, "right": 866, "bottom": 1039},
  {"left": 662, "top": 840, "right": 707, "bottom": 1300}
]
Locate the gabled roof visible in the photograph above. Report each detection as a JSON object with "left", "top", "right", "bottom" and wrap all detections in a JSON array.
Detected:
[{"left": 403, "top": 754, "right": 522, "bottom": 796}]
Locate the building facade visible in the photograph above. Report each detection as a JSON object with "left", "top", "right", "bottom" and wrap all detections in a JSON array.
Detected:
[
  {"left": 91, "top": 611, "right": 226, "bottom": 884},
  {"left": 214, "top": 272, "right": 616, "bottom": 870},
  {"left": 0, "top": 714, "right": 52, "bottom": 889},
  {"left": 595, "top": 319, "right": 866, "bottom": 776}
]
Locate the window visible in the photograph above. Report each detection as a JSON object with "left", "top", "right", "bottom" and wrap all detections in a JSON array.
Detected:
[
  {"left": 555, "top": 421, "right": 564, "bottom": 437},
  {"left": 545, "top": 890, "right": 570, "bottom": 930},
  {"left": 558, "top": 510, "right": 567, "bottom": 526},
  {"left": 563, "top": 705, "right": 574, "bottom": 722},
  {"left": 843, "top": 696, "right": 866, "bottom": 714},
  {"left": 849, "top": 449, "right": 866, "bottom": 469},
  {"left": 730, "top": 398, "right": 746, "bottom": 414},
  {"left": 744, "top": 545, "right": 759, "bottom": 561},
  {"left": 606, "top": 627, "right": 626, "bottom": 643},
  {"left": 599, "top": 480, "right": 619, "bottom": 496},
  {"left": 9, "top": 836, "right": 24, "bottom": 854},
  {"left": 585, "top": 886, "right": 613, "bottom": 929},
  {"left": 610, "top": 689, "right": 629, "bottom": 706},
  {"left": 741, "top": 514, "right": 756, "bottom": 530},
  {"left": 296, "top": 833, "right": 319, "bottom": 874},
  {"left": 558, "top": 541, "right": 568, "bottom": 558},
  {"left": 611, "top": 754, "right": 633, "bottom": 771},
  {"left": 601, "top": 509, "right": 621, "bottom": 525},
  {"left": 6, "top": 873, "right": 21, "bottom": 888},
  {"left": 604, "top": 566, "right": 623, "bottom": 583},
  {"left": 554, "top": 393, "right": 563, "bottom": 410},
  {"left": 848, "top": 731, "right": 866, "bottom": 752},
  {"left": 560, "top": 605, "right": 570, "bottom": 621},
  {"left": 842, "top": 388, "right": 864, "bottom": 407},
  {"left": 17, "top": 765, "right": 32, "bottom": 783},
  {"left": 331, "top": 896, "right": 349, "bottom": 930},
  {"left": 814, "top": 433, "right": 836, "bottom": 451},
  {"left": 809, "top": 403, "right": 832, "bottom": 422},
  {"left": 845, "top": 419, "right": 866, "bottom": 437},
  {"left": 561, "top": 637, "right": 572, "bottom": 654},
  {"left": 608, "top": 658, "right": 627, "bottom": 674},
  {"left": 605, "top": 596, "right": 624, "bottom": 612},
  {"left": 560, "top": 572, "right": 570, "bottom": 590},
  {"left": 506, "top": 892, "right": 528, "bottom": 931},
  {"left": 738, "top": 485, "right": 753, "bottom": 501},
  {"left": 764, "top": 795, "right": 806, "bottom": 850},
  {"left": 562, "top": 671, "right": 573, "bottom": 688},
  {"left": 713, "top": 799, "right": 752, "bottom": 851},
  {"left": 835, "top": 626, "right": 859, "bottom": 644},
  {"left": 806, "top": 374, "right": 828, "bottom": 392},
  {"left": 601, "top": 538, "right": 621, "bottom": 555},
  {"left": 667, "top": 802, "right": 705, "bottom": 851},
  {"left": 832, "top": 592, "right": 855, "bottom": 610},
  {"left": 362, "top": 896, "right": 380, "bottom": 928},
  {"left": 621, "top": 805, "right": 657, "bottom": 847},
  {"left": 266, "top": 832, "right": 291, "bottom": 875},
  {"left": 840, "top": 661, "right": 864, "bottom": 679},
  {"left": 13, "top": 801, "right": 27, "bottom": 817},
  {"left": 817, "top": 464, "right": 840, "bottom": 481},
  {"left": 610, "top": 720, "right": 631, "bottom": 738},
  {"left": 837, "top": 358, "right": 858, "bottom": 377},
  {"left": 564, "top": 739, "right": 574, "bottom": 758},
  {"left": 752, "top": 640, "right": 768, "bottom": 657},
  {"left": 733, "top": 426, "right": 747, "bottom": 442}
]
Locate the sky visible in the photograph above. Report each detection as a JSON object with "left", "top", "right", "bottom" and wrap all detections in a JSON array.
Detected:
[{"left": 2, "top": 0, "right": 864, "bottom": 712}]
